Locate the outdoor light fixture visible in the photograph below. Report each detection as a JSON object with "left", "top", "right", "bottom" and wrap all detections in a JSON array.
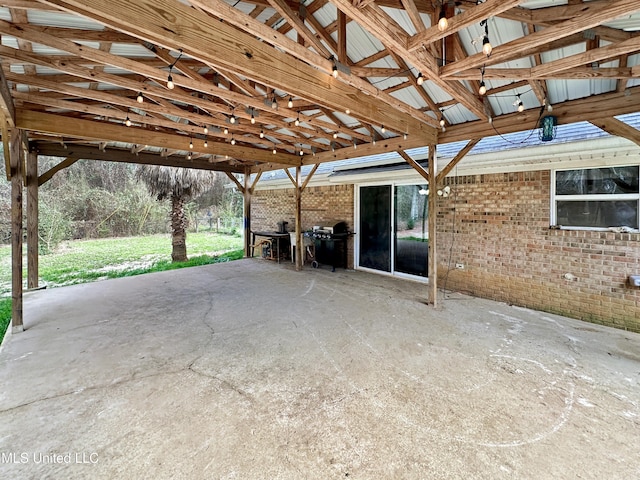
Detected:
[
  {"left": 416, "top": 73, "right": 425, "bottom": 85},
  {"left": 271, "top": 96, "right": 278, "bottom": 109},
  {"left": 516, "top": 94, "right": 524, "bottom": 112},
  {"left": 381, "top": 125, "right": 386, "bottom": 133},
  {"left": 203, "top": 138, "right": 208, "bottom": 148},
  {"left": 332, "top": 63, "right": 338, "bottom": 78},
  {"left": 229, "top": 114, "right": 236, "bottom": 124},
  {"left": 251, "top": 113, "right": 256, "bottom": 124},
  {"left": 288, "top": 96, "right": 293, "bottom": 108},
  {"left": 189, "top": 138, "right": 193, "bottom": 149},
  {"left": 437, "top": 5, "right": 448, "bottom": 32},
  {"left": 203, "top": 125, "right": 208, "bottom": 135},
  {"left": 294, "top": 113, "right": 300, "bottom": 127},
  {"left": 260, "top": 130, "right": 264, "bottom": 138},
  {"left": 333, "top": 132, "right": 338, "bottom": 139},
  {"left": 187, "top": 152, "right": 192, "bottom": 160},
  {"left": 539, "top": 115, "right": 558, "bottom": 142},
  {"left": 231, "top": 136, "right": 236, "bottom": 146},
  {"left": 124, "top": 116, "right": 132, "bottom": 127},
  {"left": 136, "top": 92, "right": 144, "bottom": 103},
  {"left": 404, "top": 133, "right": 408, "bottom": 140},
  {"left": 480, "top": 20, "right": 492, "bottom": 57},
  {"left": 345, "top": 108, "right": 351, "bottom": 114},
  {"left": 273, "top": 147, "right": 277, "bottom": 154},
  {"left": 166, "top": 49, "right": 183, "bottom": 90},
  {"left": 479, "top": 65, "right": 487, "bottom": 95},
  {"left": 224, "top": 127, "right": 229, "bottom": 135}
]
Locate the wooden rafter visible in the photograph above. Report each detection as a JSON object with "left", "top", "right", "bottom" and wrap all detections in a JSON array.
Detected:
[{"left": 589, "top": 117, "right": 640, "bottom": 147}]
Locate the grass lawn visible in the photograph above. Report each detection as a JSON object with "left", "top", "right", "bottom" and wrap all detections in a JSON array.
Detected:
[{"left": 0, "top": 232, "right": 244, "bottom": 341}]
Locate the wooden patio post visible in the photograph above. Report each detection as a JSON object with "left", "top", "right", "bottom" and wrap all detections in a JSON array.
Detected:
[
  {"left": 27, "top": 150, "right": 38, "bottom": 289},
  {"left": 295, "top": 166, "right": 302, "bottom": 271},
  {"left": 243, "top": 167, "right": 251, "bottom": 258},
  {"left": 427, "top": 145, "right": 437, "bottom": 307},
  {"left": 10, "top": 128, "right": 24, "bottom": 332}
]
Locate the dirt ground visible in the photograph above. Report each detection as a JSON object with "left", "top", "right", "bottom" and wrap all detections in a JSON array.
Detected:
[{"left": 0, "top": 259, "right": 639, "bottom": 479}]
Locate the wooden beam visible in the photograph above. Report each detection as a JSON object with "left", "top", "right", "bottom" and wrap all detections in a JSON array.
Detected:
[
  {"left": 17, "top": 110, "right": 301, "bottom": 166},
  {"left": 337, "top": 10, "right": 347, "bottom": 63},
  {"left": 325, "top": 0, "right": 488, "bottom": 119},
  {"left": 408, "top": 0, "right": 526, "bottom": 51},
  {"left": 427, "top": 145, "right": 437, "bottom": 307},
  {"left": 295, "top": 165, "right": 302, "bottom": 271},
  {"left": 398, "top": 150, "right": 429, "bottom": 182},
  {"left": 300, "top": 163, "right": 319, "bottom": 191},
  {"left": 0, "top": 60, "right": 16, "bottom": 127},
  {"left": 37, "top": 155, "right": 78, "bottom": 186},
  {"left": 440, "top": 85, "right": 640, "bottom": 143},
  {"left": 26, "top": 150, "right": 38, "bottom": 289},
  {"left": 437, "top": 139, "right": 479, "bottom": 182},
  {"left": 10, "top": 128, "right": 23, "bottom": 332},
  {"left": 33, "top": 142, "right": 245, "bottom": 173},
  {"left": 307, "top": 133, "right": 433, "bottom": 165},
  {"left": 40, "top": 0, "right": 434, "bottom": 137},
  {"left": 448, "top": 67, "right": 636, "bottom": 80},
  {"left": 441, "top": 0, "right": 640, "bottom": 77},
  {"left": 224, "top": 172, "right": 244, "bottom": 193},
  {"left": 250, "top": 171, "right": 263, "bottom": 194},
  {"left": 532, "top": 35, "right": 640, "bottom": 78},
  {"left": 589, "top": 117, "right": 640, "bottom": 147}
]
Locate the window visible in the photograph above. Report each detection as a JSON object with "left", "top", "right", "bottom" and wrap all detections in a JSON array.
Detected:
[{"left": 553, "top": 166, "right": 639, "bottom": 230}]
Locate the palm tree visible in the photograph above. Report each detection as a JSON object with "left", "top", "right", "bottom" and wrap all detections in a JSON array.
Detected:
[{"left": 136, "top": 166, "right": 217, "bottom": 262}]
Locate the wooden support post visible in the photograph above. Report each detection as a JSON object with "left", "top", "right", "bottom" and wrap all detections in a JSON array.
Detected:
[
  {"left": 242, "top": 168, "right": 251, "bottom": 258},
  {"left": 27, "top": 150, "right": 38, "bottom": 289},
  {"left": 10, "top": 129, "right": 24, "bottom": 332},
  {"left": 427, "top": 145, "right": 437, "bottom": 307},
  {"left": 295, "top": 166, "right": 302, "bottom": 271}
]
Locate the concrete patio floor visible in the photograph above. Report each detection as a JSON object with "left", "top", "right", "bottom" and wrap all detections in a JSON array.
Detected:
[{"left": 0, "top": 259, "right": 639, "bottom": 479}]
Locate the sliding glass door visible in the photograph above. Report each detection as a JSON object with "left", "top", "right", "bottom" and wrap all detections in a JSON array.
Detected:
[
  {"left": 358, "top": 183, "right": 429, "bottom": 278},
  {"left": 359, "top": 185, "right": 391, "bottom": 272}
]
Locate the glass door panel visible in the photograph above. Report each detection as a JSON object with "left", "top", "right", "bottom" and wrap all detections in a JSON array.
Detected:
[
  {"left": 359, "top": 185, "right": 391, "bottom": 272},
  {"left": 394, "top": 185, "right": 428, "bottom": 277}
]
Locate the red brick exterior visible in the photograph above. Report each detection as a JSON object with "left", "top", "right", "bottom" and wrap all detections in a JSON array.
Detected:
[
  {"left": 437, "top": 171, "right": 640, "bottom": 332},
  {"left": 252, "top": 184, "right": 355, "bottom": 266},
  {"left": 254, "top": 173, "right": 640, "bottom": 332}
]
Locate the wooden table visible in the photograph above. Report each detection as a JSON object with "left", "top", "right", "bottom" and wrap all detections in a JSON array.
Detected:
[{"left": 251, "top": 231, "right": 290, "bottom": 263}]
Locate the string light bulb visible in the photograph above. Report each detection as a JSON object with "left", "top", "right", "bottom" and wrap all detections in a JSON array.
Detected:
[
  {"left": 203, "top": 125, "right": 208, "bottom": 135},
  {"left": 479, "top": 65, "right": 487, "bottom": 95},
  {"left": 294, "top": 113, "right": 300, "bottom": 127},
  {"left": 403, "top": 133, "right": 408, "bottom": 140},
  {"left": 332, "top": 64, "right": 338, "bottom": 78},
  {"left": 381, "top": 125, "right": 386, "bottom": 133},
  {"left": 189, "top": 139, "right": 193, "bottom": 149},
  {"left": 271, "top": 96, "right": 278, "bottom": 109},
  {"left": 136, "top": 92, "right": 144, "bottom": 103},
  {"left": 124, "top": 116, "right": 132, "bottom": 127},
  {"left": 187, "top": 152, "right": 192, "bottom": 160},
  {"left": 167, "top": 73, "right": 174, "bottom": 90},
  {"left": 333, "top": 132, "right": 338, "bottom": 139},
  {"left": 273, "top": 147, "right": 277, "bottom": 154},
  {"left": 230, "top": 137, "right": 236, "bottom": 146},
  {"left": 482, "top": 36, "right": 492, "bottom": 56},
  {"left": 251, "top": 113, "right": 256, "bottom": 124},
  {"left": 517, "top": 94, "right": 524, "bottom": 112},
  {"left": 260, "top": 130, "right": 264, "bottom": 138},
  {"left": 229, "top": 114, "right": 236, "bottom": 124},
  {"left": 223, "top": 127, "right": 229, "bottom": 135},
  {"left": 416, "top": 73, "right": 424, "bottom": 86},
  {"left": 287, "top": 96, "right": 293, "bottom": 108},
  {"left": 203, "top": 138, "right": 208, "bottom": 148},
  {"left": 345, "top": 108, "right": 351, "bottom": 115},
  {"left": 437, "top": 7, "right": 448, "bottom": 32}
]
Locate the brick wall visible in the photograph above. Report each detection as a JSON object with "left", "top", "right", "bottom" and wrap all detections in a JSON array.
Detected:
[
  {"left": 252, "top": 184, "right": 355, "bottom": 266},
  {"left": 437, "top": 171, "right": 640, "bottom": 332},
  {"left": 254, "top": 174, "right": 640, "bottom": 332}
]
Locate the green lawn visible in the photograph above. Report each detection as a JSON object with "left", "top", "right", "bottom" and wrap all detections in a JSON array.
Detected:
[{"left": 0, "top": 232, "right": 244, "bottom": 340}]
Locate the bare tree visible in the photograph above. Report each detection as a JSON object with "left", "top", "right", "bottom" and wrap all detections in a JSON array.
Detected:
[{"left": 136, "top": 166, "right": 217, "bottom": 262}]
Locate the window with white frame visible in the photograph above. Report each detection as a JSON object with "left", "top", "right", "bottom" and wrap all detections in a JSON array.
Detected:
[{"left": 553, "top": 166, "right": 639, "bottom": 231}]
